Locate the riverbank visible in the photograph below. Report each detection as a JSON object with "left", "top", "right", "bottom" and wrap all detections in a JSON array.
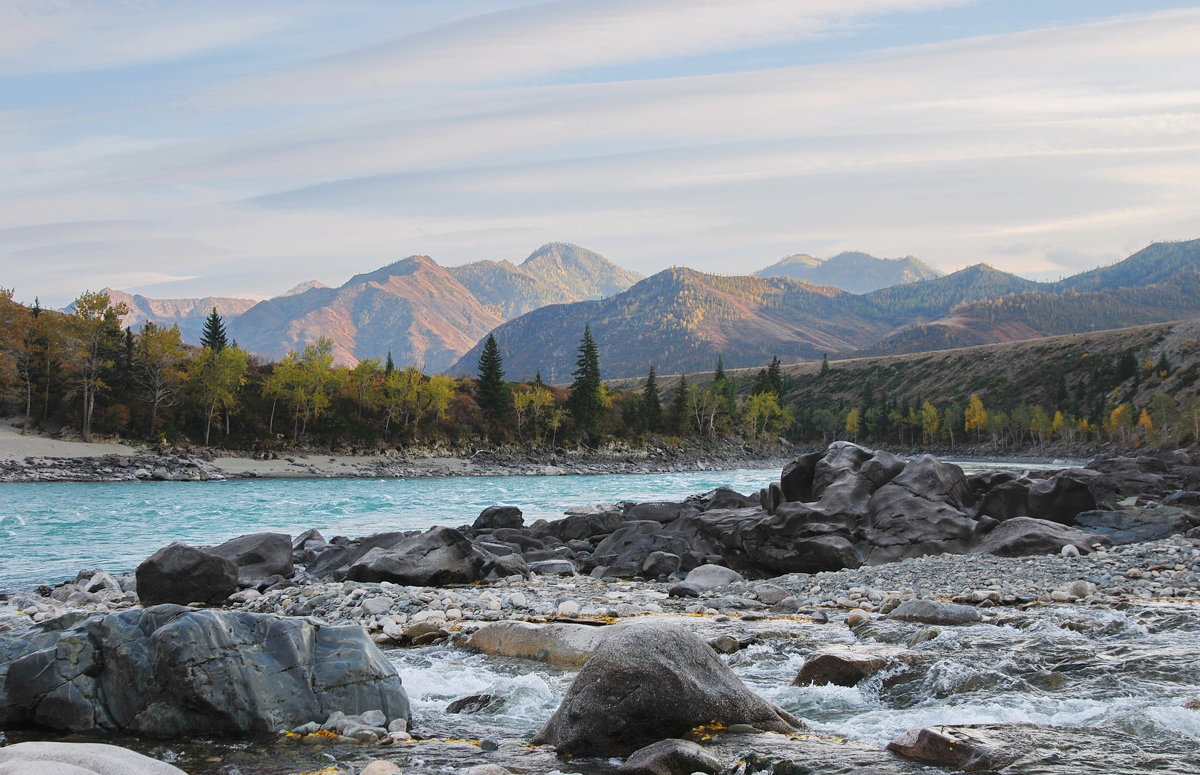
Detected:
[{"left": 0, "top": 422, "right": 792, "bottom": 483}]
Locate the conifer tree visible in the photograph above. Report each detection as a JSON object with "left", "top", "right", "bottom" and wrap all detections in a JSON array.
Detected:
[
  {"left": 641, "top": 365, "right": 662, "bottom": 432},
  {"left": 385, "top": 351, "right": 395, "bottom": 375},
  {"left": 532, "top": 370, "right": 546, "bottom": 391},
  {"left": 669, "top": 374, "right": 689, "bottom": 433},
  {"left": 475, "top": 334, "right": 509, "bottom": 429},
  {"left": 712, "top": 356, "right": 736, "bottom": 420},
  {"left": 820, "top": 353, "right": 830, "bottom": 376},
  {"left": 199, "top": 308, "right": 228, "bottom": 353},
  {"left": 567, "top": 325, "right": 604, "bottom": 439}
]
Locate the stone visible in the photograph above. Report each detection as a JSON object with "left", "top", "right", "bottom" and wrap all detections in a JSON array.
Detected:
[
  {"left": 845, "top": 609, "right": 872, "bottom": 628},
  {"left": 463, "top": 621, "right": 610, "bottom": 666},
  {"left": 135, "top": 543, "right": 238, "bottom": 606},
  {"left": 359, "top": 761, "right": 402, "bottom": 775},
  {"left": 699, "top": 487, "right": 755, "bottom": 511},
  {"left": 753, "top": 583, "right": 790, "bottom": 605},
  {"left": 625, "top": 502, "right": 700, "bottom": 523},
  {"left": 473, "top": 505, "right": 524, "bottom": 531},
  {"left": 973, "top": 517, "right": 1113, "bottom": 557},
  {"left": 1, "top": 605, "right": 409, "bottom": 737},
  {"left": 779, "top": 451, "right": 822, "bottom": 503},
  {"left": 1027, "top": 473, "right": 1097, "bottom": 524},
  {"left": 618, "top": 739, "right": 723, "bottom": 775},
  {"left": 446, "top": 694, "right": 501, "bottom": 714},
  {"left": 557, "top": 600, "right": 581, "bottom": 617},
  {"left": 0, "top": 742, "right": 187, "bottom": 775},
  {"left": 527, "top": 559, "right": 576, "bottom": 577},
  {"left": 887, "top": 598, "right": 981, "bottom": 625},
  {"left": 682, "top": 564, "right": 743, "bottom": 591},
  {"left": 531, "top": 621, "right": 800, "bottom": 756},
  {"left": 641, "top": 551, "right": 681, "bottom": 578},
  {"left": 463, "top": 767, "right": 512, "bottom": 775},
  {"left": 793, "top": 645, "right": 915, "bottom": 687},
  {"left": 1075, "top": 506, "right": 1198, "bottom": 544},
  {"left": 209, "top": 532, "right": 294, "bottom": 586},
  {"left": 887, "top": 725, "right": 1002, "bottom": 771},
  {"left": 346, "top": 526, "right": 486, "bottom": 586}
]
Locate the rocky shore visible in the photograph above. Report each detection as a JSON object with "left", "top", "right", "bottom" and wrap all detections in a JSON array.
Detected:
[{"left": 3, "top": 442, "right": 1200, "bottom": 775}]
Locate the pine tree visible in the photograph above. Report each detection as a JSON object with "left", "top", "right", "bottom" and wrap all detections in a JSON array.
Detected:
[
  {"left": 819, "top": 353, "right": 830, "bottom": 376},
  {"left": 669, "top": 374, "right": 689, "bottom": 433},
  {"left": 567, "top": 325, "right": 604, "bottom": 440},
  {"left": 765, "top": 355, "right": 783, "bottom": 398},
  {"left": 385, "top": 351, "right": 395, "bottom": 375},
  {"left": 532, "top": 370, "right": 546, "bottom": 391},
  {"left": 712, "top": 356, "right": 736, "bottom": 420},
  {"left": 199, "top": 308, "right": 228, "bottom": 353},
  {"left": 475, "top": 334, "right": 509, "bottom": 429},
  {"left": 642, "top": 365, "right": 662, "bottom": 432}
]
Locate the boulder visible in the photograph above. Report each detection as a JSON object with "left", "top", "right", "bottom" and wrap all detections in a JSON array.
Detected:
[
  {"left": 779, "top": 451, "right": 822, "bottom": 503},
  {"left": 1075, "top": 506, "right": 1199, "bottom": 544},
  {"left": 888, "top": 455, "right": 973, "bottom": 510},
  {"left": 735, "top": 505, "right": 861, "bottom": 574},
  {"left": 592, "top": 522, "right": 710, "bottom": 577},
  {"left": 642, "top": 551, "right": 681, "bottom": 578},
  {"left": 463, "top": 621, "right": 610, "bottom": 666},
  {"left": 346, "top": 526, "right": 485, "bottom": 586},
  {"left": 975, "top": 478, "right": 1031, "bottom": 521},
  {"left": 697, "top": 487, "right": 755, "bottom": 511},
  {"left": 810, "top": 442, "right": 875, "bottom": 500},
  {"left": 625, "top": 502, "right": 700, "bottom": 523},
  {"left": 304, "top": 531, "right": 410, "bottom": 580},
  {"left": 793, "top": 645, "right": 916, "bottom": 686},
  {"left": 618, "top": 739, "right": 722, "bottom": 775},
  {"left": 862, "top": 483, "right": 976, "bottom": 565},
  {"left": 531, "top": 621, "right": 800, "bottom": 756},
  {"left": 887, "top": 598, "right": 981, "bottom": 625},
  {"left": 973, "top": 517, "right": 1112, "bottom": 557},
  {"left": 0, "top": 742, "right": 187, "bottom": 775},
  {"left": 473, "top": 506, "right": 524, "bottom": 531},
  {"left": 1027, "top": 473, "right": 1097, "bottom": 524},
  {"left": 1, "top": 606, "right": 409, "bottom": 737},
  {"left": 135, "top": 543, "right": 238, "bottom": 606},
  {"left": 887, "top": 725, "right": 1003, "bottom": 771},
  {"left": 209, "top": 532, "right": 294, "bottom": 586},
  {"left": 681, "top": 563, "right": 743, "bottom": 591},
  {"left": 533, "top": 511, "right": 624, "bottom": 542}
]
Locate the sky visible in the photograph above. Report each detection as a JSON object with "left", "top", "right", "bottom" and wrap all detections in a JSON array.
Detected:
[{"left": 2, "top": 0, "right": 1198, "bottom": 307}]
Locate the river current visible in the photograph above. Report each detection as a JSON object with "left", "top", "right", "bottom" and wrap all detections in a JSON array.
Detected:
[{"left": 2, "top": 464, "right": 1196, "bottom": 774}]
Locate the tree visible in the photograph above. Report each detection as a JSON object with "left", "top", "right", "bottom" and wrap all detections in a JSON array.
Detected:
[
  {"left": 819, "top": 353, "right": 830, "bottom": 377},
  {"left": 746, "top": 392, "right": 791, "bottom": 438},
  {"left": 964, "top": 394, "right": 988, "bottom": 440},
  {"left": 712, "top": 356, "right": 737, "bottom": 422},
  {"left": 189, "top": 345, "right": 248, "bottom": 445},
  {"left": 199, "top": 308, "right": 228, "bottom": 353},
  {"left": 475, "top": 334, "right": 509, "bottom": 431},
  {"left": 641, "top": 365, "right": 662, "bottom": 432},
  {"left": 669, "top": 375, "right": 689, "bottom": 434},
  {"left": 567, "top": 325, "right": 604, "bottom": 440},
  {"left": 844, "top": 407, "right": 861, "bottom": 441},
  {"left": 66, "top": 291, "right": 129, "bottom": 442},
  {"left": 384, "top": 351, "right": 395, "bottom": 375},
  {"left": 133, "top": 322, "right": 186, "bottom": 438},
  {"left": 920, "top": 401, "right": 939, "bottom": 444}
]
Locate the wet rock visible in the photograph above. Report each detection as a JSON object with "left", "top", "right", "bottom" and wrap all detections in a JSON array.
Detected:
[
  {"left": 1075, "top": 506, "right": 1198, "bottom": 544},
  {"left": 2, "top": 605, "right": 409, "bottom": 737},
  {"left": 531, "top": 621, "right": 801, "bottom": 756},
  {"left": 135, "top": 543, "right": 238, "bottom": 606},
  {"left": 463, "top": 621, "right": 609, "bottom": 666},
  {"left": 209, "top": 532, "right": 294, "bottom": 586},
  {"left": 0, "top": 741, "right": 187, "bottom": 775},
  {"left": 473, "top": 505, "right": 524, "bottom": 530},
  {"left": 346, "top": 526, "right": 486, "bottom": 586},
  {"left": 618, "top": 739, "right": 723, "bottom": 775},
  {"left": 887, "top": 598, "right": 981, "bottom": 625},
  {"left": 887, "top": 725, "right": 1002, "bottom": 770},
  {"left": 973, "top": 517, "right": 1112, "bottom": 557},
  {"left": 446, "top": 694, "right": 501, "bottom": 714},
  {"left": 793, "top": 645, "right": 915, "bottom": 686}
]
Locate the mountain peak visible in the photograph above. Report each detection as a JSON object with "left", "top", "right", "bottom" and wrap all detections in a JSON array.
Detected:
[
  {"left": 756, "top": 250, "right": 940, "bottom": 293},
  {"left": 283, "top": 280, "right": 328, "bottom": 296}
]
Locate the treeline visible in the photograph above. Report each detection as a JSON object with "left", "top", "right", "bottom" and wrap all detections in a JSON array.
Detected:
[
  {"left": 0, "top": 290, "right": 791, "bottom": 450},
  {"left": 785, "top": 344, "right": 1200, "bottom": 451}
]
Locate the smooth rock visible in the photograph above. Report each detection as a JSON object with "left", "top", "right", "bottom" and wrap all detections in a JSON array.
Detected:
[
  {"left": 618, "top": 739, "right": 722, "bottom": 775},
  {"left": 135, "top": 543, "right": 238, "bottom": 606},
  {"left": 887, "top": 598, "right": 981, "bottom": 625},
  {"left": 0, "top": 742, "right": 187, "bottom": 775}
]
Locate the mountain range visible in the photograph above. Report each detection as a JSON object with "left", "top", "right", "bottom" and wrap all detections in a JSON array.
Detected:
[
  {"left": 455, "top": 239, "right": 1200, "bottom": 379},
  {"left": 754, "top": 251, "right": 941, "bottom": 293},
  {"left": 84, "top": 238, "right": 1200, "bottom": 379}
]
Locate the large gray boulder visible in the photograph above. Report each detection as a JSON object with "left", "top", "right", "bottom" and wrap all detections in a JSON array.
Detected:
[
  {"left": 591, "top": 521, "right": 711, "bottom": 577},
  {"left": 346, "top": 526, "right": 486, "bottom": 585},
  {"left": 0, "top": 742, "right": 186, "bottom": 775},
  {"left": 1027, "top": 473, "right": 1097, "bottom": 524},
  {"left": 473, "top": 506, "right": 524, "bottom": 531},
  {"left": 531, "top": 621, "right": 800, "bottom": 756},
  {"left": 1075, "top": 506, "right": 1199, "bottom": 544},
  {"left": 135, "top": 543, "right": 238, "bottom": 606},
  {"left": 618, "top": 739, "right": 722, "bottom": 775},
  {"left": 973, "top": 517, "right": 1111, "bottom": 557},
  {"left": 2, "top": 605, "right": 409, "bottom": 737},
  {"left": 209, "top": 532, "right": 294, "bottom": 586}
]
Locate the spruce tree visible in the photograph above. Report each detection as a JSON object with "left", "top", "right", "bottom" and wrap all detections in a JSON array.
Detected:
[
  {"left": 475, "top": 334, "right": 509, "bottom": 429},
  {"left": 712, "top": 356, "right": 736, "bottom": 420},
  {"left": 642, "top": 365, "right": 662, "bottom": 432},
  {"left": 669, "top": 374, "right": 689, "bottom": 433},
  {"left": 200, "top": 308, "right": 228, "bottom": 352},
  {"left": 766, "top": 355, "right": 784, "bottom": 397},
  {"left": 567, "top": 325, "right": 603, "bottom": 439},
  {"left": 532, "top": 370, "right": 546, "bottom": 391},
  {"left": 385, "top": 351, "right": 395, "bottom": 375},
  {"left": 819, "top": 353, "right": 830, "bottom": 376}
]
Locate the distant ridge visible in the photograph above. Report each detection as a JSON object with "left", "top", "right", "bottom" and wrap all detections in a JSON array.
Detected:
[
  {"left": 755, "top": 250, "right": 941, "bottom": 293},
  {"left": 80, "top": 289, "right": 258, "bottom": 343}
]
